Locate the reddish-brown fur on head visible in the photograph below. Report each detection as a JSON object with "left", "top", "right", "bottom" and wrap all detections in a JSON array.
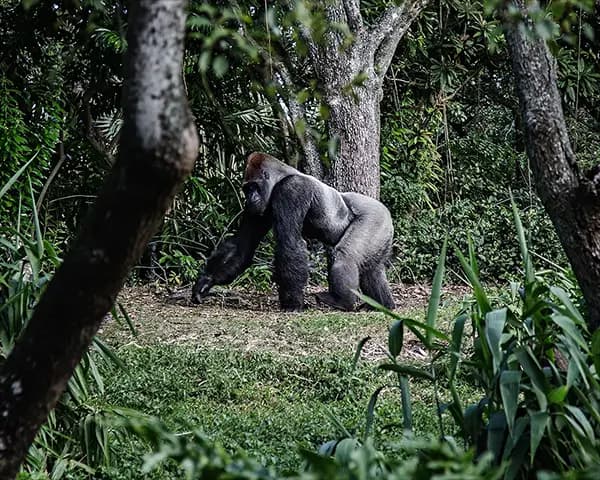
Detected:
[{"left": 244, "top": 152, "right": 271, "bottom": 182}]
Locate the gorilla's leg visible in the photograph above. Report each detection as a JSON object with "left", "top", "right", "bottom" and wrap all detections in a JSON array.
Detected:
[
  {"left": 316, "top": 253, "right": 360, "bottom": 310},
  {"left": 274, "top": 234, "right": 309, "bottom": 311},
  {"left": 360, "top": 266, "right": 395, "bottom": 309},
  {"left": 271, "top": 176, "right": 312, "bottom": 311}
]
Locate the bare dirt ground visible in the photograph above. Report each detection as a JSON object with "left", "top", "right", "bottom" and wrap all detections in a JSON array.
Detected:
[{"left": 100, "top": 283, "right": 470, "bottom": 361}]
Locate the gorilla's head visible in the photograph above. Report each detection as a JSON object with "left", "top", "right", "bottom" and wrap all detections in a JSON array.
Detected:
[
  {"left": 242, "top": 152, "right": 288, "bottom": 215},
  {"left": 242, "top": 180, "right": 269, "bottom": 215}
]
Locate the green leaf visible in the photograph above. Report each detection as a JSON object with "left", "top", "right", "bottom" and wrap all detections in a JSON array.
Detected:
[
  {"left": 364, "top": 386, "right": 385, "bottom": 440},
  {"left": 455, "top": 248, "right": 492, "bottom": 314},
  {"left": 511, "top": 193, "right": 534, "bottom": 284},
  {"left": 485, "top": 308, "right": 507, "bottom": 373},
  {"left": 565, "top": 405, "right": 595, "bottom": 441},
  {"left": 530, "top": 411, "right": 549, "bottom": 464},
  {"left": 388, "top": 320, "right": 403, "bottom": 358},
  {"left": 550, "top": 286, "right": 586, "bottom": 325},
  {"left": 449, "top": 313, "right": 467, "bottom": 381},
  {"left": 118, "top": 302, "right": 138, "bottom": 337},
  {"left": 317, "top": 440, "right": 338, "bottom": 457},
  {"left": 24, "top": 246, "right": 40, "bottom": 284},
  {"left": 500, "top": 370, "right": 521, "bottom": 434},
  {"left": 334, "top": 438, "right": 359, "bottom": 464},
  {"left": 379, "top": 363, "right": 434, "bottom": 381},
  {"left": 352, "top": 336, "right": 371, "bottom": 370},
  {"left": 399, "top": 375, "right": 412, "bottom": 431},
  {"left": 566, "top": 356, "right": 580, "bottom": 389},
  {"left": 0, "top": 151, "right": 39, "bottom": 200},
  {"left": 92, "top": 338, "right": 128, "bottom": 372},
  {"left": 448, "top": 381, "right": 464, "bottom": 427},
  {"left": 22, "top": 0, "right": 42, "bottom": 10},
  {"left": 425, "top": 238, "right": 447, "bottom": 348},
  {"left": 516, "top": 348, "right": 548, "bottom": 411},
  {"left": 28, "top": 175, "right": 43, "bottom": 259},
  {"left": 198, "top": 51, "right": 211, "bottom": 73},
  {"left": 503, "top": 416, "right": 529, "bottom": 461},
  {"left": 503, "top": 417, "right": 529, "bottom": 480},
  {"left": 88, "top": 356, "right": 105, "bottom": 394},
  {"left": 467, "top": 234, "right": 480, "bottom": 276},
  {"left": 212, "top": 55, "right": 229, "bottom": 78},
  {"left": 356, "top": 294, "right": 449, "bottom": 343},
  {"left": 296, "top": 89, "right": 310, "bottom": 104},
  {"left": 487, "top": 411, "right": 507, "bottom": 463},
  {"left": 552, "top": 315, "right": 588, "bottom": 352},
  {"left": 547, "top": 385, "right": 568, "bottom": 405}
]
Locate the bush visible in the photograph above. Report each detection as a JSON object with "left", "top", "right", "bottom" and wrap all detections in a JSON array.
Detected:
[
  {"left": 367, "top": 201, "right": 600, "bottom": 479},
  {"left": 380, "top": 102, "right": 566, "bottom": 283},
  {"left": 390, "top": 194, "right": 563, "bottom": 282}
]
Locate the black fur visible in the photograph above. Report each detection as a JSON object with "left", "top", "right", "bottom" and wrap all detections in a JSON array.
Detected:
[
  {"left": 192, "top": 153, "right": 395, "bottom": 311},
  {"left": 191, "top": 210, "right": 271, "bottom": 303}
]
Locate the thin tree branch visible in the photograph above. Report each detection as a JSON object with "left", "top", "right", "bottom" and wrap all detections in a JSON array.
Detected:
[
  {"left": 369, "top": 0, "right": 430, "bottom": 77},
  {"left": 36, "top": 140, "right": 67, "bottom": 212},
  {"left": 234, "top": 3, "right": 321, "bottom": 176},
  {"left": 342, "top": 0, "right": 363, "bottom": 32}
]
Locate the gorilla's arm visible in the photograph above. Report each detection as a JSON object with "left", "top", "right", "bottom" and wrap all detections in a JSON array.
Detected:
[{"left": 191, "top": 211, "right": 272, "bottom": 302}]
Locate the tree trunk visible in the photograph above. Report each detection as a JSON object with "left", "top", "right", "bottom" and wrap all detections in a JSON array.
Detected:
[
  {"left": 311, "top": 0, "right": 386, "bottom": 198},
  {"left": 0, "top": 1, "right": 198, "bottom": 476},
  {"left": 272, "top": 0, "right": 429, "bottom": 198},
  {"left": 505, "top": 0, "right": 600, "bottom": 330},
  {"left": 326, "top": 86, "right": 382, "bottom": 196}
]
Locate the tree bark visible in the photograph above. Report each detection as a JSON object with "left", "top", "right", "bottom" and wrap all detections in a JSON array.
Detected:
[
  {"left": 271, "top": 0, "right": 428, "bottom": 197},
  {"left": 0, "top": 0, "right": 198, "bottom": 476},
  {"left": 505, "top": 0, "right": 600, "bottom": 330},
  {"left": 304, "top": 0, "right": 429, "bottom": 198}
]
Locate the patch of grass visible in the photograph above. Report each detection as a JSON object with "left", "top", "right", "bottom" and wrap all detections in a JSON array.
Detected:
[
  {"left": 291, "top": 311, "right": 387, "bottom": 334},
  {"left": 91, "top": 287, "right": 474, "bottom": 477},
  {"left": 93, "top": 344, "right": 480, "bottom": 478}
]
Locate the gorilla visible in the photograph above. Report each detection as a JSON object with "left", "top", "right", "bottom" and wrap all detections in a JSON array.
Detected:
[{"left": 192, "top": 152, "right": 395, "bottom": 311}]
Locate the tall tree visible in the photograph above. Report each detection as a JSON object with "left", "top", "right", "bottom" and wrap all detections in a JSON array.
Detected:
[
  {"left": 263, "top": 0, "right": 430, "bottom": 198},
  {"left": 315, "top": 0, "right": 430, "bottom": 197},
  {"left": 505, "top": 0, "right": 600, "bottom": 329},
  {"left": 0, "top": 0, "right": 198, "bottom": 476}
]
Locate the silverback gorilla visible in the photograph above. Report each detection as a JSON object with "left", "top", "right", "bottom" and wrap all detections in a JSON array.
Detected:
[{"left": 191, "top": 152, "right": 395, "bottom": 311}]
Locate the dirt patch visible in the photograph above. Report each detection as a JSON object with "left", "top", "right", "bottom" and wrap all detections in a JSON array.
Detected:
[{"left": 99, "top": 283, "right": 470, "bottom": 361}]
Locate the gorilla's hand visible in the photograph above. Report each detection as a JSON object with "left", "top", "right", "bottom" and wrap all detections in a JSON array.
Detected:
[{"left": 191, "top": 274, "right": 214, "bottom": 304}]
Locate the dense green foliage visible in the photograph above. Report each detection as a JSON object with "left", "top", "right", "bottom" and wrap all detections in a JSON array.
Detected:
[
  {"left": 2, "top": 0, "right": 600, "bottom": 478},
  {"left": 1, "top": 0, "right": 598, "bottom": 286}
]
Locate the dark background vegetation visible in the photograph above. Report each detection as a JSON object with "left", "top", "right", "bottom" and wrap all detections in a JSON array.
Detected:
[
  {"left": 3, "top": 0, "right": 597, "bottom": 287},
  {"left": 1, "top": 0, "right": 600, "bottom": 479}
]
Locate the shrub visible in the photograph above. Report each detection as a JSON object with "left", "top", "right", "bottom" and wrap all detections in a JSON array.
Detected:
[{"left": 368, "top": 200, "right": 600, "bottom": 479}]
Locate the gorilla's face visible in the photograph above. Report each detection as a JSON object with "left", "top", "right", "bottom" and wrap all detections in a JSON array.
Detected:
[{"left": 243, "top": 181, "right": 268, "bottom": 215}]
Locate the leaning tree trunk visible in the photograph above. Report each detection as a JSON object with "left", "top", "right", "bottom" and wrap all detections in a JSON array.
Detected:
[
  {"left": 505, "top": 0, "right": 600, "bottom": 330},
  {"left": 0, "top": 1, "right": 198, "bottom": 476}
]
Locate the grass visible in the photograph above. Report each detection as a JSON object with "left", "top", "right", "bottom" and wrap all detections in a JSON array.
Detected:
[{"left": 90, "top": 287, "right": 478, "bottom": 478}]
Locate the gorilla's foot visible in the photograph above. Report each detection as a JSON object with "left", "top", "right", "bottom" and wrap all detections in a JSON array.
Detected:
[
  {"left": 315, "top": 292, "right": 355, "bottom": 311},
  {"left": 280, "top": 303, "right": 304, "bottom": 313}
]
